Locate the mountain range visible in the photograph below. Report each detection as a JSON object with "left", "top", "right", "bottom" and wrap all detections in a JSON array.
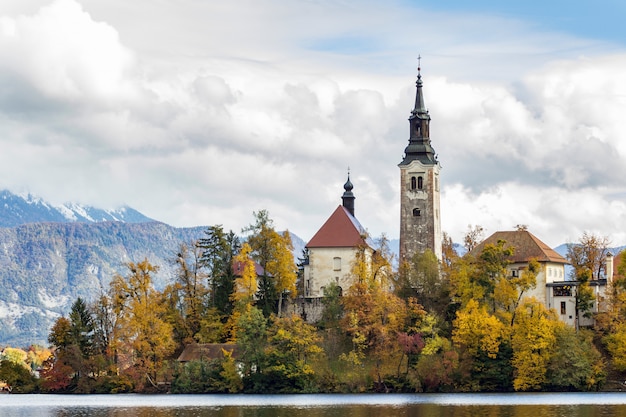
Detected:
[
  {"left": 0, "top": 191, "right": 211, "bottom": 346},
  {"left": 0, "top": 190, "right": 312, "bottom": 347}
]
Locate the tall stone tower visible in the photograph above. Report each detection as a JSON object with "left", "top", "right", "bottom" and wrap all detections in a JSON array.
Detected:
[{"left": 399, "top": 64, "right": 442, "bottom": 264}]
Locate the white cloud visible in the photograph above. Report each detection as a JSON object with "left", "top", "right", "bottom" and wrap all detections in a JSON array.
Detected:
[{"left": 0, "top": 0, "right": 625, "bottom": 251}]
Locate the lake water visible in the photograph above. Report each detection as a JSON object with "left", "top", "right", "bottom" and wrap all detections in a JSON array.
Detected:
[{"left": 1, "top": 393, "right": 626, "bottom": 417}]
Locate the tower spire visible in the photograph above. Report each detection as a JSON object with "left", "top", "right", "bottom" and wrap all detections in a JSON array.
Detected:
[
  {"left": 400, "top": 57, "right": 437, "bottom": 166},
  {"left": 342, "top": 168, "right": 355, "bottom": 217}
]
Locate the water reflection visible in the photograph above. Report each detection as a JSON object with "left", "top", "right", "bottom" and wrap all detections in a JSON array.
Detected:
[{"left": 2, "top": 394, "right": 626, "bottom": 417}]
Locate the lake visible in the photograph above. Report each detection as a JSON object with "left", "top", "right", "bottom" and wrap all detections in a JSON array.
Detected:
[{"left": 1, "top": 393, "right": 626, "bottom": 417}]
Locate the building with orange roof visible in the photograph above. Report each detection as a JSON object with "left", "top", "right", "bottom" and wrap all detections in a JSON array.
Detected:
[
  {"left": 301, "top": 175, "right": 372, "bottom": 301},
  {"left": 471, "top": 229, "right": 613, "bottom": 327}
]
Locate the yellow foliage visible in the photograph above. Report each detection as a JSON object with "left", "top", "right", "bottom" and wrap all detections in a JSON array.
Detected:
[
  {"left": 452, "top": 299, "right": 506, "bottom": 359},
  {"left": 231, "top": 243, "right": 258, "bottom": 308},
  {"left": 511, "top": 299, "right": 562, "bottom": 391}
]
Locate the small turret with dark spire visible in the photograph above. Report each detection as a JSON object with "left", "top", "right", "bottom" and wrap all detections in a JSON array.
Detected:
[
  {"left": 342, "top": 171, "right": 355, "bottom": 217},
  {"left": 400, "top": 57, "right": 437, "bottom": 166}
]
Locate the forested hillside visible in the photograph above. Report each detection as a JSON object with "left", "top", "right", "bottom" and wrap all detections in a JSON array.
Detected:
[{"left": 0, "top": 220, "right": 206, "bottom": 346}]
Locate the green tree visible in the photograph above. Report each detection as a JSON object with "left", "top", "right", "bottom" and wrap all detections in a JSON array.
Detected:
[
  {"left": 236, "top": 306, "right": 268, "bottom": 384},
  {"left": 262, "top": 315, "right": 323, "bottom": 392},
  {"left": 546, "top": 327, "right": 605, "bottom": 391},
  {"left": 69, "top": 297, "right": 95, "bottom": 358},
  {"left": 397, "top": 249, "right": 449, "bottom": 319},
  {"left": 0, "top": 360, "right": 39, "bottom": 393},
  {"left": 198, "top": 225, "right": 241, "bottom": 315},
  {"left": 244, "top": 210, "right": 297, "bottom": 317}
]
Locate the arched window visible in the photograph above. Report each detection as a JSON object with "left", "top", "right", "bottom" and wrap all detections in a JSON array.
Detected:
[
  {"left": 417, "top": 176, "right": 423, "bottom": 190},
  {"left": 410, "top": 176, "right": 416, "bottom": 190},
  {"left": 413, "top": 208, "right": 421, "bottom": 217}
]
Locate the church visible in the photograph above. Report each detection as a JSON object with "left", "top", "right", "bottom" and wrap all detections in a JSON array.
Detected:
[{"left": 293, "top": 67, "right": 442, "bottom": 322}]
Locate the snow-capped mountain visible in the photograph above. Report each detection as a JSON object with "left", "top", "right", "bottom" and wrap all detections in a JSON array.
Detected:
[{"left": 0, "top": 190, "right": 153, "bottom": 227}]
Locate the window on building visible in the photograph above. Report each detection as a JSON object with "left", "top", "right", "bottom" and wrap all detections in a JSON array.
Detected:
[
  {"left": 553, "top": 285, "right": 572, "bottom": 297},
  {"left": 413, "top": 208, "right": 421, "bottom": 217},
  {"left": 560, "top": 301, "right": 566, "bottom": 315},
  {"left": 333, "top": 257, "right": 341, "bottom": 271},
  {"left": 417, "top": 176, "right": 423, "bottom": 190},
  {"left": 411, "top": 176, "right": 417, "bottom": 190},
  {"left": 511, "top": 269, "right": 518, "bottom": 277}
]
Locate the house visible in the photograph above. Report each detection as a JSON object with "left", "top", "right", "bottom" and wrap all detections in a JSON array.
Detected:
[{"left": 470, "top": 230, "right": 590, "bottom": 327}]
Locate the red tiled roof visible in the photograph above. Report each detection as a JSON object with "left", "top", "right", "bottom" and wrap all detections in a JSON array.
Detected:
[
  {"left": 470, "top": 230, "right": 568, "bottom": 264},
  {"left": 232, "top": 259, "right": 265, "bottom": 276},
  {"left": 306, "top": 206, "right": 368, "bottom": 248}
]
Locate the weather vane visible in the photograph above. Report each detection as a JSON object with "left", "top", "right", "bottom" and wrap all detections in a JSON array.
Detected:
[{"left": 417, "top": 55, "right": 421, "bottom": 74}]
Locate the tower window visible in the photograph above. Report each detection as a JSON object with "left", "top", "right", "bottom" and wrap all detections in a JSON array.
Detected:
[
  {"left": 333, "top": 257, "right": 341, "bottom": 271},
  {"left": 417, "top": 176, "right": 423, "bottom": 190},
  {"left": 413, "top": 208, "right": 421, "bottom": 217},
  {"left": 411, "top": 176, "right": 416, "bottom": 190}
]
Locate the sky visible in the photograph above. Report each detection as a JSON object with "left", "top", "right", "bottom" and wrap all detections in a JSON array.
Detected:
[{"left": 1, "top": 0, "right": 626, "bottom": 249}]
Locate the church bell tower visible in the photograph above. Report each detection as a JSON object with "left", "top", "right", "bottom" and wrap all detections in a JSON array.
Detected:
[{"left": 399, "top": 62, "right": 442, "bottom": 264}]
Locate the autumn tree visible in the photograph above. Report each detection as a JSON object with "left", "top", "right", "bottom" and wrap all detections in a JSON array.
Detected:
[
  {"left": 340, "top": 237, "right": 419, "bottom": 389},
  {"left": 244, "top": 210, "right": 297, "bottom": 317},
  {"left": 397, "top": 249, "right": 449, "bottom": 319},
  {"left": 441, "top": 231, "right": 459, "bottom": 273},
  {"left": 231, "top": 243, "right": 258, "bottom": 311},
  {"left": 463, "top": 224, "right": 485, "bottom": 253},
  {"left": 567, "top": 232, "right": 611, "bottom": 281},
  {"left": 163, "top": 242, "right": 208, "bottom": 346},
  {"left": 261, "top": 315, "right": 323, "bottom": 392},
  {"left": 45, "top": 298, "right": 98, "bottom": 392},
  {"left": 510, "top": 299, "right": 561, "bottom": 391},
  {"left": 110, "top": 259, "right": 175, "bottom": 389}
]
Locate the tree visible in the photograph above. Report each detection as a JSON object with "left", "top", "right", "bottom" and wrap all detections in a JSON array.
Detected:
[
  {"left": 463, "top": 224, "right": 484, "bottom": 252},
  {"left": 244, "top": 210, "right": 297, "bottom": 317},
  {"left": 510, "top": 299, "right": 560, "bottom": 391},
  {"left": 231, "top": 243, "right": 258, "bottom": 310},
  {"left": 262, "top": 315, "right": 323, "bottom": 392},
  {"left": 110, "top": 259, "right": 175, "bottom": 388},
  {"left": 68, "top": 297, "right": 95, "bottom": 358},
  {"left": 320, "top": 281, "right": 343, "bottom": 329},
  {"left": 494, "top": 258, "right": 539, "bottom": 326},
  {"left": 266, "top": 230, "right": 297, "bottom": 317},
  {"left": 0, "top": 360, "right": 39, "bottom": 393},
  {"left": 452, "top": 299, "right": 506, "bottom": 361},
  {"left": 441, "top": 231, "right": 459, "bottom": 272},
  {"left": 397, "top": 249, "right": 449, "bottom": 318},
  {"left": 236, "top": 306, "right": 268, "bottom": 380},
  {"left": 567, "top": 232, "right": 611, "bottom": 281},
  {"left": 164, "top": 242, "right": 208, "bottom": 345},
  {"left": 198, "top": 225, "right": 241, "bottom": 315},
  {"left": 546, "top": 327, "right": 605, "bottom": 391}
]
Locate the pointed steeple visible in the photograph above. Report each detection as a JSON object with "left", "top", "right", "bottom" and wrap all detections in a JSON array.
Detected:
[
  {"left": 341, "top": 170, "right": 355, "bottom": 217},
  {"left": 400, "top": 57, "right": 437, "bottom": 166}
]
